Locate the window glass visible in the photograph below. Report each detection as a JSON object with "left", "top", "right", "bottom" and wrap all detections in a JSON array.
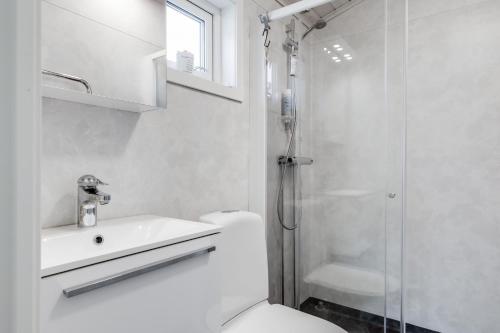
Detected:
[{"left": 166, "top": 3, "right": 204, "bottom": 69}]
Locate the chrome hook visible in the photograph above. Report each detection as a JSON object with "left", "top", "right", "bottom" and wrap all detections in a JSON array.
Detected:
[
  {"left": 260, "top": 14, "right": 271, "bottom": 48},
  {"left": 263, "top": 28, "right": 271, "bottom": 48}
]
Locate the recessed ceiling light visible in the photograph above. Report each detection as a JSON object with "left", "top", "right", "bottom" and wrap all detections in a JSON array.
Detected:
[
  {"left": 323, "top": 47, "right": 328, "bottom": 51},
  {"left": 327, "top": 51, "right": 332, "bottom": 54},
  {"left": 332, "top": 56, "right": 339, "bottom": 60},
  {"left": 337, "top": 47, "right": 344, "bottom": 51},
  {"left": 346, "top": 57, "right": 352, "bottom": 60},
  {"left": 335, "top": 59, "right": 341, "bottom": 63},
  {"left": 344, "top": 54, "right": 351, "bottom": 57},
  {"left": 333, "top": 44, "right": 340, "bottom": 48}
]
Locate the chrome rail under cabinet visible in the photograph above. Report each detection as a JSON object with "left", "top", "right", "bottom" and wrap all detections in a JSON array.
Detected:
[
  {"left": 62, "top": 246, "right": 216, "bottom": 298},
  {"left": 42, "top": 69, "right": 93, "bottom": 94}
]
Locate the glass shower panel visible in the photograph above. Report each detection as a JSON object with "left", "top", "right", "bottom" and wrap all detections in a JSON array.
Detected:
[
  {"left": 262, "top": 0, "right": 407, "bottom": 331},
  {"left": 385, "top": 0, "right": 406, "bottom": 331},
  {"left": 297, "top": 1, "right": 405, "bottom": 332}
]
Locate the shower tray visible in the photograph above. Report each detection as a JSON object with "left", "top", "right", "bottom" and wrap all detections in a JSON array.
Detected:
[{"left": 304, "top": 262, "right": 399, "bottom": 297}]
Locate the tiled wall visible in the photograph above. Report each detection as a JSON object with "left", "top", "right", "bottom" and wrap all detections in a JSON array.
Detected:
[
  {"left": 257, "top": 4, "right": 313, "bottom": 304},
  {"left": 41, "top": 86, "right": 249, "bottom": 227},
  {"left": 405, "top": 1, "right": 500, "bottom": 332},
  {"left": 263, "top": 21, "right": 294, "bottom": 306}
]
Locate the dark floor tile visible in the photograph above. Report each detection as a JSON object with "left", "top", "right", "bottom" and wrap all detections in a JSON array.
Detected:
[{"left": 300, "top": 297, "right": 439, "bottom": 333}]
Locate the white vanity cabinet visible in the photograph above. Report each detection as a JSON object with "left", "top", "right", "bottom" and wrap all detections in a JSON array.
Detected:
[{"left": 40, "top": 217, "right": 221, "bottom": 333}]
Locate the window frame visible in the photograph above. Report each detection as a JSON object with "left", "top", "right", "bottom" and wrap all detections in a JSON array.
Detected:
[
  {"left": 165, "top": 0, "right": 244, "bottom": 102},
  {"left": 167, "top": 0, "right": 218, "bottom": 81}
]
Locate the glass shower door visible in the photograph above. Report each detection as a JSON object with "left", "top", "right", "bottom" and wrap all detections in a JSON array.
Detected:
[
  {"left": 295, "top": 0, "right": 406, "bottom": 332},
  {"left": 262, "top": 0, "right": 407, "bottom": 332}
]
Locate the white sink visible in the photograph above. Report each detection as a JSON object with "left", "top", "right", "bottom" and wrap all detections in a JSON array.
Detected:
[{"left": 41, "top": 215, "right": 221, "bottom": 277}]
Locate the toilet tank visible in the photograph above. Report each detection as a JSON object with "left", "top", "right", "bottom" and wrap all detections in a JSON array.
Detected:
[{"left": 200, "top": 211, "right": 269, "bottom": 324}]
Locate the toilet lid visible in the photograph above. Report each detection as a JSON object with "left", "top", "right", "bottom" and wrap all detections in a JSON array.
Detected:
[{"left": 222, "top": 301, "right": 347, "bottom": 333}]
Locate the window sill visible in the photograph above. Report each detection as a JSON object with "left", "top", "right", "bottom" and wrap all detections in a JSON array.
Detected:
[{"left": 167, "top": 68, "right": 243, "bottom": 103}]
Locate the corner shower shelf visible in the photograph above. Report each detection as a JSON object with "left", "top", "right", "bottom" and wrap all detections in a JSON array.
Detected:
[
  {"left": 304, "top": 263, "right": 399, "bottom": 297},
  {"left": 42, "top": 86, "right": 165, "bottom": 113}
]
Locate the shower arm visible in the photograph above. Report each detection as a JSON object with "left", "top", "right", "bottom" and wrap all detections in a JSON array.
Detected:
[{"left": 260, "top": 0, "right": 336, "bottom": 47}]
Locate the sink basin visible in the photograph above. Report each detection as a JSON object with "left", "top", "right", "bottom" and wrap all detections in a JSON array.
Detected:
[{"left": 41, "top": 215, "right": 221, "bottom": 277}]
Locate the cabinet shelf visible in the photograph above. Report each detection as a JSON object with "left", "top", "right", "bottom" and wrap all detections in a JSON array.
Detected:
[{"left": 42, "top": 86, "right": 165, "bottom": 113}]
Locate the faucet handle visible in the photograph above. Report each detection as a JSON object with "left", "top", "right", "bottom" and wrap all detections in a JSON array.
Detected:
[{"left": 77, "top": 175, "right": 108, "bottom": 187}]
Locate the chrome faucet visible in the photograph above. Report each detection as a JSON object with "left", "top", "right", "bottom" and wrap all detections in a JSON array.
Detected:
[{"left": 77, "top": 175, "right": 111, "bottom": 228}]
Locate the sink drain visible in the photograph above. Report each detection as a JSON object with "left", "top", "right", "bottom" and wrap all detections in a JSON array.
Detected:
[{"left": 93, "top": 234, "right": 104, "bottom": 245}]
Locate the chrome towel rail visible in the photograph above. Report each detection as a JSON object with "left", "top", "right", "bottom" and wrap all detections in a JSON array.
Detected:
[
  {"left": 62, "top": 245, "right": 216, "bottom": 298},
  {"left": 42, "top": 69, "right": 93, "bottom": 94}
]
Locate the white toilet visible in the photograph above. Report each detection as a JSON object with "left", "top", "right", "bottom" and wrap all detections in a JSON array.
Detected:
[{"left": 200, "top": 211, "right": 347, "bottom": 333}]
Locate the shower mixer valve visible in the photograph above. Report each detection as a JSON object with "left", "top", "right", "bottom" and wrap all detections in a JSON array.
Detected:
[{"left": 278, "top": 155, "right": 314, "bottom": 167}]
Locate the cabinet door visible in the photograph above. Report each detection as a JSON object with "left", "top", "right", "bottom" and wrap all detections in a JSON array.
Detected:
[
  {"left": 41, "top": 236, "right": 221, "bottom": 333},
  {"left": 41, "top": 0, "right": 167, "bottom": 110}
]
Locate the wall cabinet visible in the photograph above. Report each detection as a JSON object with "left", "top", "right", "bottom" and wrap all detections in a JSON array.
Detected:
[{"left": 41, "top": 0, "right": 167, "bottom": 112}]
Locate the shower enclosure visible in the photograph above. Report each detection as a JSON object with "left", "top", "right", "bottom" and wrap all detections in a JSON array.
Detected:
[{"left": 261, "top": 0, "right": 500, "bottom": 332}]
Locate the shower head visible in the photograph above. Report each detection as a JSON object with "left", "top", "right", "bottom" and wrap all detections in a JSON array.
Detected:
[
  {"left": 301, "top": 19, "right": 327, "bottom": 40},
  {"left": 313, "top": 19, "right": 327, "bottom": 29}
]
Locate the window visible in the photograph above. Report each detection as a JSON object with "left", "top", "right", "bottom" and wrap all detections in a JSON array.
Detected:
[
  {"left": 165, "top": 0, "right": 243, "bottom": 101},
  {"left": 166, "top": 0, "right": 215, "bottom": 80}
]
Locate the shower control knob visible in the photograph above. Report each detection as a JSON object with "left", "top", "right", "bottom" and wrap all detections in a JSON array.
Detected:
[{"left": 388, "top": 193, "right": 397, "bottom": 199}]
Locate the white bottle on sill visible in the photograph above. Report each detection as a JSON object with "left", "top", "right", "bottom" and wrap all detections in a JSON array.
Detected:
[{"left": 176, "top": 50, "right": 194, "bottom": 73}]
